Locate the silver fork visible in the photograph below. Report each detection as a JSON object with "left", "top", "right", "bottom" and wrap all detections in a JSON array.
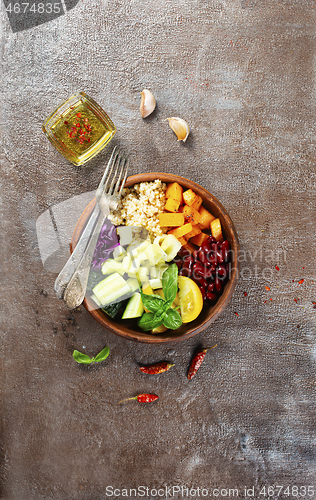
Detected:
[
  {"left": 63, "top": 150, "right": 129, "bottom": 309},
  {"left": 54, "top": 146, "right": 120, "bottom": 300}
]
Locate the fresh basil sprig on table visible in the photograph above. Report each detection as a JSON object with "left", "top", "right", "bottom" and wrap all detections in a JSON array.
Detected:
[
  {"left": 138, "top": 264, "right": 182, "bottom": 331},
  {"left": 73, "top": 346, "right": 110, "bottom": 364}
]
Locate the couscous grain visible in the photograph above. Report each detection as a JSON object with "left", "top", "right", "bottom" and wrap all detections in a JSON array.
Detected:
[{"left": 108, "top": 179, "right": 167, "bottom": 240}]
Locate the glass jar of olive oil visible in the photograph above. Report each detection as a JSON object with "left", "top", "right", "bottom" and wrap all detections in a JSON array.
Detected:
[{"left": 42, "top": 92, "right": 116, "bottom": 166}]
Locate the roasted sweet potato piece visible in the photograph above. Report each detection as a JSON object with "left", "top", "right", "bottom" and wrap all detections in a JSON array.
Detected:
[
  {"left": 181, "top": 205, "right": 202, "bottom": 224},
  {"left": 165, "top": 182, "right": 183, "bottom": 204},
  {"left": 190, "top": 232, "right": 209, "bottom": 246},
  {"left": 191, "top": 195, "right": 203, "bottom": 211},
  {"left": 184, "top": 224, "right": 202, "bottom": 240},
  {"left": 164, "top": 197, "right": 181, "bottom": 213},
  {"left": 198, "top": 206, "right": 216, "bottom": 230},
  {"left": 168, "top": 223, "right": 193, "bottom": 239},
  {"left": 183, "top": 189, "right": 197, "bottom": 206},
  {"left": 159, "top": 212, "right": 185, "bottom": 227},
  {"left": 210, "top": 218, "right": 223, "bottom": 241}
]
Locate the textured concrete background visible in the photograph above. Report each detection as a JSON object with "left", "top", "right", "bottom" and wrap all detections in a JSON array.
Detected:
[{"left": 1, "top": 0, "right": 316, "bottom": 499}]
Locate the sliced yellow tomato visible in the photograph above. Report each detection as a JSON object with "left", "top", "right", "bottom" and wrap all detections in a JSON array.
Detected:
[{"left": 178, "top": 276, "right": 203, "bottom": 323}]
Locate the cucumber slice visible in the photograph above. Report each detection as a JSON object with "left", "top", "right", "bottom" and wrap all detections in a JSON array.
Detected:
[
  {"left": 137, "top": 267, "right": 150, "bottom": 283},
  {"left": 161, "top": 234, "right": 182, "bottom": 261},
  {"left": 113, "top": 245, "right": 126, "bottom": 261},
  {"left": 122, "top": 292, "right": 144, "bottom": 319},
  {"left": 149, "top": 278, "right": 162, "bottom": 290},
  {"left": 101, "top": 259, "right": 125, "bottom": 276},
  {"left": 102, "top": 300, "right": 126, "bottom": 318},
  {"left": 126, "top": 278, "right": 140, "bottom": 292},
  {"left": 145, "top": 244, "right": 167, "bottom": 265},
  {"left": 93, "top": 273, "right": 132, "bottom": 306}
]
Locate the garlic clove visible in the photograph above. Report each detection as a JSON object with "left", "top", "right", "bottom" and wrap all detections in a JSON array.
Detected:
[
  {"left": 140, "top": 89, "right": 156, "bottom": 118},
  {"left": 167, "top": 117, "right": 190, "bottom": 142}
]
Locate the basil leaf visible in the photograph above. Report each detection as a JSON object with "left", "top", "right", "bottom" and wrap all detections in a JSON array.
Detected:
[
  {"left": 138, "top": 312, "right": 165, "bottom": 331},
  {"left": 140, "top": 291, "right": 165, "bottom": 313},
  {"left": 163, "top": 308, "right": 183, "bottom": 330},
  {"left": 73, "top": 350, "right": 93, "bottom": 364},
  {"left": 162, "top": 263, "right": 178, "bottom": 302},
  {"left": 94, "top": 346, "right": 110, "bottom": 363}
]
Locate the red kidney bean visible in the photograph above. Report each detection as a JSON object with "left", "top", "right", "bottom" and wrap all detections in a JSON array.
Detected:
[
  {"left": 217, "top": 248, "right": 225, "bottom": 264},
  {"left": 215, "top": 276, "right": 222, "bottom": 294},
  {"left": 194, "top": 276, "right": 208, "bottom": 288},
  {"left": 193, "top": 262, "right": 215, "bottom": 279},
  {"left": 217, "top": 264, "right": 227, "bottom": 277},
  {"left": 174, "top": 260, "right": 182, "bottom": 270},
  {"left": 183, "top": 256, "right": 194, "bottom": 265},
  {"left": 208, "top": 282, "right": 216, "bottom": 293},
  {"left": 206, "top": 292, "right": 218, "bottom": 301},
  {"left": 208, "top": 236, "right": 217, "bottom": 244},
  {"left": 179, "top": 266, "right": 192, "bottom": 277},
  {"left": 198, "top": 249, "right": 211, "bottom": 267},
  {"left": 193, "top": 249, "right": 199, "bottom": 261},
  {"left": 201, "top": 239, "right": 213, "bottom": 254},
  {"left": 178, "top": 247, "right": 191, "bottom": 259},
  {"left": 199, "top": 286, "right": 207, "bottom": 301},
  {"left": 221, "top": 240, "right": 231, "bottom": 263},
  {"left": 207, "top": 252, "right": 218, "bottom": 267}
]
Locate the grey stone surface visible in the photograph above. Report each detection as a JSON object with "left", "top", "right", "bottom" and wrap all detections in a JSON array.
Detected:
[{"left": 1, "top": 0, "right": 316, "bottom": 498}]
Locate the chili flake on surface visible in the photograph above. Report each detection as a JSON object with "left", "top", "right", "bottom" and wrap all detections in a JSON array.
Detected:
[
  {"left": 265, "top": 286, "right": 270, "bottom": 291},
  {"left": 298, "top": 279, "right": 304, "bottom": 284},
  {"left": 275, "top": 265, "right": 280, "bottom": 271}
]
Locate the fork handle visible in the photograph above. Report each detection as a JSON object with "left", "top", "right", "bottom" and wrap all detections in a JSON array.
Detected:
[
  {"left": 62, "top": 205, "right": 111, "bottom": 309},
  {"left": 54, "top": 206, "right": 100, "bottom": 299}
]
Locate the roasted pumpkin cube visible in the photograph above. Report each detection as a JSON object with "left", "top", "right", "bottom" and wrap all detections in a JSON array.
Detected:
[
  {"left": 181, "top": 205, "right": 202, "bottom": 224},
  {"left": 184, "top": 224, "right": 202, "bottom": 240},
  {"left": 191, "top": 195, "right": 203, "bottom": 211},
  {"left": 168, "top": 223, "right": 193, "bottom": 239},
  {"left": 210, "top": 218, "right": 223, "bottom": 241},
  {"left": 183, "top": 189, "right": 197, "bottom": 206},
  {"left": 198, "top": 206, "right": 216, "bottom": 230},
  {"left": 159, "top": 212, "right": 185, "bottom": 227},
  {"left": 190, "top": 232, "right": 209, "bottom": 246},
  {"left": 165, "top": 182, "right": 183, "bottom": 204},
  {"left": 177, "top": 236, "right": 187, "bottom": 246},
  {"left": 164, "top": 197, "right": 181, "bottom": 213},
  {"left": 182, "top": 242, "right": 197, "bottom": 254}
]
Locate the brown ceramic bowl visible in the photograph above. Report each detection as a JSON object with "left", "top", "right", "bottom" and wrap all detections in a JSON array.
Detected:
[{"left": 70, "top": 173, "right": 239, "bottom": 343}]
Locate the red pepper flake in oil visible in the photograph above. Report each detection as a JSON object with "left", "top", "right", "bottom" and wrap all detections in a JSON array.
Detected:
[
  {"left": 235, "top": 312, "right": 239, "bottom": 316},
  {"left": 119, "top": 394, "right": 158, "bottom": 404},
  {"left": 265, "top": 286, "right": 270, "bottom": 291},
  {"left": 140, "top": 362, "right": 174, "bottom": 375},
  {"left": 294, "top": 298, "right": 299, "bottom": 303},
  {"left": 298, "top": 279, "right": 304, "bottom": 284},
  {"left": 275, "top": 265, "right": 280, "bottom": 271},
  {"left": 244, "top": 292, "right": 248, "bottom": 297},
  {"left": 64, "top": 120, "right": 68, "bottom": 125},
  {"left": 187, "top": 345, "right": 217, "bottom": 380},
  {"left": 76, "top": 112, "right": 81, "bottom": 118}
]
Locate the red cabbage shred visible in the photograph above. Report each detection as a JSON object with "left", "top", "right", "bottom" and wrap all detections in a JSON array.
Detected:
[{"left": 91, "top": 218, "right": 119, "bottom": 269}]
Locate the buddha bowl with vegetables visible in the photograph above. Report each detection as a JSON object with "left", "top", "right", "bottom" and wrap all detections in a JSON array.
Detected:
[{"left": 70, "top": 173, "right": 240, "bottom": 343}]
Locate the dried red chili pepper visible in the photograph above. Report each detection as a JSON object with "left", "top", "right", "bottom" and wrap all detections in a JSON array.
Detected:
[
  {"left": 140, "top": 362, "right": 174, "bottom": 375},
  {"left": 187, "top": 344, "right": 217, "bottom": 380},
  {"left": 119, "top": 394, "right": 158, "bottom": 404}
]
